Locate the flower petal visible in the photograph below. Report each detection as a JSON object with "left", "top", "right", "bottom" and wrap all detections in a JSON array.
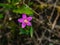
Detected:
[
  {"left": 27, "top": 22, "right": 32, "bottom": 26},
  {"left": 22, "top": 23, "right": 26, "bottom": 28},
  {"left": 18, "top": 18, "right": 24, "bottom": 23},
  {"left": 27, "top": 17, "right": 32, "bottom": 21},
  {"left": 22, "top": 14, "right": 27, "bottom": 18}
]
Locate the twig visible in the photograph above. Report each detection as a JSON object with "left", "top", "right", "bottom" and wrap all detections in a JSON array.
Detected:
[
  {"left": 49, "top": 0, "right": 59, "bottom": 23},
  {"left": 51, "top": 12, "right": 60, "bottom": 30}
]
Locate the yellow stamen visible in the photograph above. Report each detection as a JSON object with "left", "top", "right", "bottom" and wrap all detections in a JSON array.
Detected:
[{"left": 24, "top": 19, "right": 28, "bottom": 23}]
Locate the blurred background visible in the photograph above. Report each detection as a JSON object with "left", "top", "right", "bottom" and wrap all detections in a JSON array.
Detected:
[{"left": 0, "top": 0, "right": 60, "bottom": 45}]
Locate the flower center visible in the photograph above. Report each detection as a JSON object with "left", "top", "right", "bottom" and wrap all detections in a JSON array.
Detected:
[{"left": 24, "top": 19, "right": 28, "bottom": 23}]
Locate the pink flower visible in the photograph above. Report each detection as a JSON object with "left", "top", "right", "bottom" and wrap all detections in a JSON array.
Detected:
[{"left": 18, "top": 14, "right": 32, "bottom": 28}]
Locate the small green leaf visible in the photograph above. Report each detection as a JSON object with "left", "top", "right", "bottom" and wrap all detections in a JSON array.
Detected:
[
  {"left": 13, "top": 5, "right": 34, "bottom": 15},
  {"left": 0, "top": 14, "right": 3, "bottom": 19},
  {"left": 19, "top": 28, "right": 29, "bottom": 35},
  {"left": 19, "top": 28, "right": 26, "bottom": 34},
  {"left": 0, "top": 3, "right": 12, "bottom": 9},
  {"left": 29, "top": 27, "right": 33, "bottom": 37}
]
